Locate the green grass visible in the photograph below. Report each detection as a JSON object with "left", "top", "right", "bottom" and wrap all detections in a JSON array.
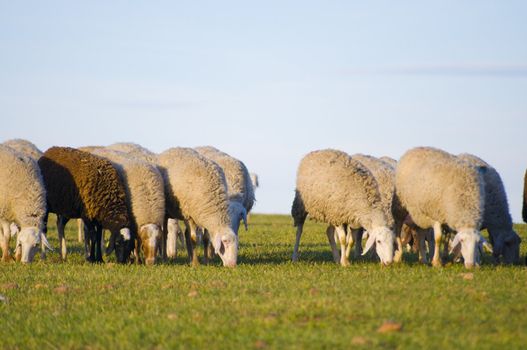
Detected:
[{"left": 1, "top": 214, "right": 526, "bottom": 349}]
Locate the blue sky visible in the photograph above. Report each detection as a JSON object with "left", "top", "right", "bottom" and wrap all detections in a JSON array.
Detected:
[{"left": 1, "top": 1, "right": 526, "bottom": 221}]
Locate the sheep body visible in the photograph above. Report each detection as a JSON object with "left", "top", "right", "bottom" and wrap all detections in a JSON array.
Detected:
[
  {"left": 157, "top": 147, "right": 237, "bottom": 267},
  {"left": 458, "top": 153, "right": 521, "bottom": 264},
  {"left": 292, "top": 149, "right": 395, "bottom": 265},
  {"left": 395, "top": 147, "right": 486, "bottom": 268},
  {"left": 107, "top": 142, "right": 158, "bottom": 164},
  {"left": 38, "top": 147, "right": 131, "bottom": 262},
  {"left": 0, "top": 145, "right": 49, "bottom": 262}
]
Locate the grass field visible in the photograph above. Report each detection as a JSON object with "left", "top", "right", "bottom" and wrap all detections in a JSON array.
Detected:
[{"left": 1, "top": 214, "right": 526, "bottom": 349}]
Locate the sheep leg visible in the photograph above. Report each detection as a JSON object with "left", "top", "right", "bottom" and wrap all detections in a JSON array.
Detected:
[
  {"left": 416, "top": 228, "right": 429, "bottom": 264},
  {"left": 0, "top": 223, "right": 10, "bottom": 262},
  {"left": 187, "top": 221, "right": 200, "bottom": 266},
  {"left": 202, "top": 229, "right": 210, "bottom": 265},
  {"left": 94, "top": 224, "right": 104, "bottom": 263},
  {"left": 326, "top": 225, "right": 340, "bottom": 263},
  {"left": 432, "top": 222, "right": 443, "bottom": 267},
  {"left": 183, "top": 222, "right": 194, "bottom": 264},
  {"left": 77, "top": 219, "right": 84, "bottom": 243},
  {"left": 40, "top": 211, "right": 49, "bottom": 260},
  {"left": 344, "top": 230, "right": 353, "bottom": 260},
  {"left": 166, "top": 218, "right": 177, "bottom": 259},
  {"left": 393, "top": 218, "right": 405, "bottom": 263},
  {"left": 335, "top": 225, "right": 350, "bottom": 266},
  {"left": 57, "top": 215, "right": 69, "bottom": 261},
  {"left": 292, "top": 223, "right": 304, "bottom": 262},
  {"left": 83, "top": 222, "right": 91, "bottom": 260},
  {"left": 352, "top": 228, "right": 364, "bottom": 259}
]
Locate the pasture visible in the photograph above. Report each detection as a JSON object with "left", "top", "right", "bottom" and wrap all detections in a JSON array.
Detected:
[{"left": 1, "top": 214, "right": 527, "bottom": 349}]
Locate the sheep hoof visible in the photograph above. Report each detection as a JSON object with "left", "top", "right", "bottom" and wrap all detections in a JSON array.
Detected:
[
  {"left": 393, "top": 250, "right": 403, "bottom": 263},
  {"left": 432, "top": 259, "right": 442, "bottom": 268},
  {"left": 340, "top": 259, "right": 350, "bottom": 267}
]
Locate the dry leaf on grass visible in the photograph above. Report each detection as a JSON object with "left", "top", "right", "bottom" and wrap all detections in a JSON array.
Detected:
[{"left": 377, "top": 320, "right": 403, "bottom": 333}]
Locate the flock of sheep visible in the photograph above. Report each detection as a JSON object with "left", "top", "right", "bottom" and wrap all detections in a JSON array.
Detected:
[
  {"left": 292, "top": 147, "right": 523, "bottom": 268},
  {"left": 0, "top": 139, "right": 255, "bottom": 267},
  {"left": 0, "top": 139, "right": 524, "bottom": 269}
]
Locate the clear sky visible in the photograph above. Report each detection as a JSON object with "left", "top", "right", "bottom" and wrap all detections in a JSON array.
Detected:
[{"left": 1, "top": 1, "right": 526, "bottom": 221}]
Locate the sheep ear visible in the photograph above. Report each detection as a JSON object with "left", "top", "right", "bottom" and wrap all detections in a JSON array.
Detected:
[
  {"left": 241, "top": 208, "right": 248, "bottom": 231},
  {"left": 41, "top": 233, "right": 53, "bottom": 251},
  {"left": 362, "top": 231, "right": 376, "bottom": 255},
  {"left": 449, "top": 233, "right": 462, "bottom": 255}
]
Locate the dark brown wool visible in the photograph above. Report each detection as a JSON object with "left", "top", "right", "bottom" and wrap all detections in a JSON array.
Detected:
[{"left": 38, "top": 147, "right": 130, "bottom": 231}]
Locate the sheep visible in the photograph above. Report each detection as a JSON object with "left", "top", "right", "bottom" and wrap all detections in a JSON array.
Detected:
[
  {"left": 105, "top": 142, "right": 181, "bottom": 259},
  {"left": 458, "top": 153, "right": 521, "bottom": 264},
  {"left": 291, "top": 149, "right": 396, "bottom": 266},
  {"left": 395, "top": 147, "right": 488, "bottom": 268},
  {"left": 0, "top": 145, "right": 51, "bottom": 263},
  {"left": 38, "top": 147, "right": 132, "bottom": 263},
  {"left": 157, "top": 147, "right": 238, "bottom": 267},
  {"left": 80, "top": 148, "right": 166, "bottom": 265},
  {"left": 3, "top": 138, "right": 43, "bottom": 161}
]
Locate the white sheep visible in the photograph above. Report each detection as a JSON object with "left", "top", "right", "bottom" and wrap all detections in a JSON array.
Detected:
[
  {"left": 291, "top": 149, "right": 396, "bottom": 266},
  {"left": 82, "top": 148, "right": 166, "bottom": 265},
  {"left": 106, "top": 142, "right": 181, "bottom": 260},
  {"left": 395, "top": 147, "right": 488, "bottom": 268},
  {"left": 0, "top": 145, "right": 51, "bottom": 263},
  {"left": 458, "top": 153, "right": 521, "bottom": 264},
  {"left": 157, "top": 147, "right": 238, "bottom": 267}
]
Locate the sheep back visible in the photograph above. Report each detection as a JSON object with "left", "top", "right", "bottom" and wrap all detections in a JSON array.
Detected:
[
  {"left": 458, "top": 153, "right": 513, "bottom": 231},
  {"left": 195, "top": 146, "right": 255, "bottom": 211},
  {"left": 396, "top": 147, "right": 484, "bottom": 231},
  {"left": 107, "top": 142, "right": 158, "bottom": 164},
  {"left": 294, "top": 149, "right": 386, "bottom": 231},
  {"left": 3, "top": 138, "right": 43, "bottom": 161},
  {"left": 38, "top": 147, "right": 130, "bottom": 232},
  {"left": 158, "top": 147, "right": 231, "bottom": 232}
]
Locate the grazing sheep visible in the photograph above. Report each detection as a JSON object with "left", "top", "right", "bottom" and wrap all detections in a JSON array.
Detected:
[
  {"left": 158, "top": 147, "right": 238, "bottom": 267},
  {"left": 395, "top": 147, "right": 487, "bottom": 268},
  {"left": 458, "top": 153, "right": 521, "bottom": 264},
  {"left": 81, "top": 148, "right": 166, "bottom": 265},
  {"left": 291, "top": 149, "right": 396, "bottom": 266},
  {"left": 3, "top": 138, "right": 43, "bottom": 161},
  {"left": 0, "top": 145, "right": 51, "bottom": 263},
  {"left": 38, "top": 147, "right": 132, "bottom": 263}
]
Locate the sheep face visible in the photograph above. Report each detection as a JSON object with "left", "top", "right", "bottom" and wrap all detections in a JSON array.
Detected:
[
  {"left": 139, "top": 224, "right": 161, "bottom": 265},
  {"left": 15, "top": 228, "right": 50, "bottom": 263},
  {"left": 228, "top": 202, "right": 248, "bottom": 235},
  {"left": 450, "top": 229, "right": 481, "bottom": 268},
  {"left": 211, "top": 229, "right": 238, "bottom": 267},
  {"left": 363, "top": 226, "right": 395, "bottom": 265},
  {"left": 111, "top": 228, "right": 134, "bottom": 264}
]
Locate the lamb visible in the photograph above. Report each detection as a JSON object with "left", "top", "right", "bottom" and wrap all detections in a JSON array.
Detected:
[
  {"left": 395, "top": 147, "right": 488, "bottom": 268},
  {"left": 38, "top": 147, "right": 132, "bottom": 263},
  {"left": 0, "top": 145, "right": 51, "bottom": 263},
  {"left": 458, "top": 153, "right": 521, "bottom": 264},
  {"left": 3, "top": 138, "right": 43, "bottom": 161},
  {"left": 80, "top": 148, "right": 166, "bottom": 265},
  {"left": 157, "top": 147, "right": 238, "bottom": 267},
  {"left": 291, "top": 149, "right": 396, "bottom": 266}
]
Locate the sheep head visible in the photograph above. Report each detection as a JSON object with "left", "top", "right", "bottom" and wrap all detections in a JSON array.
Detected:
[
  {"left": 211, "top": 227, "right": 238, "bottom": 267},
  {"left": 449, "top": 229, "right": 487, "bottom": 268},
  {"left": 139, "top": 223, "right": 161, "bottom": 265},
  {"left": 15, "top": 227, "right": 51, "bottom": 263},
  {"left": 362, "top": 226, "right": 395, "bottom": 265}
]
